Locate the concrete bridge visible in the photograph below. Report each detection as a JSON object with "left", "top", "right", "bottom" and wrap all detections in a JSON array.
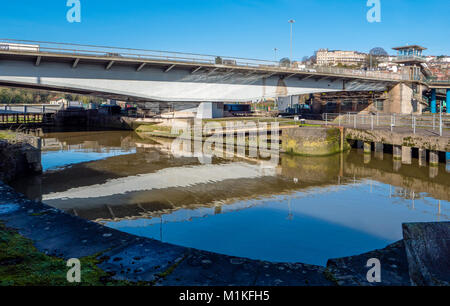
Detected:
[{"left": 0, "top": 39, "right": 408, "bottom": 106}]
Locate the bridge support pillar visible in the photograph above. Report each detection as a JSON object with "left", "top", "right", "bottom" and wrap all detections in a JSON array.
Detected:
[
  {"left": 418, "top": 149, "right": 427, "bottom": 167},
  {"left": 402, "top": 146, "right": 412, "bottom": 165},
  {"left": 431, "top": 89, "right": 437, "bottom": 114},
  {"left": 447, "top": 89, "right": 450, "bottom": 114},
  {"left": 196, "top": 102, "right": 224, "bottom": 119},
  {"left": 388, "top": 83, "right": 414, "bottom": 114},
  {"left": 393, "top": 145, "right": 402, "bottom": 160},
  {"left": 374, "top": 143, "right": 383, "bottom": 160},
  {"left": 429, "top": 151, "right": 439, "bottom": 167},
  {"left": 363, "top": 142, "right": 371, "bottom": 154}
]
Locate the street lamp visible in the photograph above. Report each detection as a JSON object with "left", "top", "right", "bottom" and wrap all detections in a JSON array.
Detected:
[
  {"left": 274, "top": 48, "right": 278, "bottom": 62},
  {"left": 288, "top": 19, "right": 295, "bottom": 63}
]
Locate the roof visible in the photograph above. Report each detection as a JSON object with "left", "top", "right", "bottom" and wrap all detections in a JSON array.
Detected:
[{"left": 392, "top": 45, "right": 427, "bottom": 51}]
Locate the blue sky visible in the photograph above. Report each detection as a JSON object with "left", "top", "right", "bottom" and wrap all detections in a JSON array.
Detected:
[{"left": 1, "top": 0, "right": 448, "bottom": 60}]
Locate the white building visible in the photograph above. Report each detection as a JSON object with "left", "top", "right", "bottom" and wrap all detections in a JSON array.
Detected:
[{"left": 316, "top": 49, "right": 367, "bottom": 66}]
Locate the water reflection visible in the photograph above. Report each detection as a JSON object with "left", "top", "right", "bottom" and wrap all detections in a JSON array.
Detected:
[{"left": 10, "top": 130, "right": 450, "bottom": 266}]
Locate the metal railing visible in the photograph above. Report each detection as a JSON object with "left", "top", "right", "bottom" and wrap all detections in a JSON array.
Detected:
[
  {"left": 393, "top": 55, "right": 426, "bottom": 62},
  {"left": 0, "top": 104, "right": 62, "bottom": 114},
  {"left": 426, "top": 78, "right": 450, "bottom": 85},
  {"left": 0, "top": 38, "right": 408, "bottom": 82},
  {"left": 322, "top": 112, "right": 450, "bottom": 136},
  {"left": 0, "top": 38, "right": 279, "bottom": 68}
]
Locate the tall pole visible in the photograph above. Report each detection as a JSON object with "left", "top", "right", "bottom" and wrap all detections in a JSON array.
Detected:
[
  {"left": 288, "top": 19, "right": 295, "bottom": 64},
  {"left": 274, "top": 48, "right": 278, "bottom": 62}
]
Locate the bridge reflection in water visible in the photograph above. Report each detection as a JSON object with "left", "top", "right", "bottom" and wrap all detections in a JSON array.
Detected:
[{"left": 10, "top": 130, "right": 450, "bottom": 265}]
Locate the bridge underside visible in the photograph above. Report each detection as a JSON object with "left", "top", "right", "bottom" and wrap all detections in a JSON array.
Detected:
[{"left": 0, "top": 53, "right": 394, "bottom": 103}]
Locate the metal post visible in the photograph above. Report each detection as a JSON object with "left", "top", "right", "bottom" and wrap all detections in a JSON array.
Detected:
[
  {"left": 288, "top": 20, "right": 295, "bottom": 63},
  {"left": 371, "top": 115, "right": 374, "bottom": 130},
  {"left": 440, "top": 111, "right": 443, "bottom": 136}
]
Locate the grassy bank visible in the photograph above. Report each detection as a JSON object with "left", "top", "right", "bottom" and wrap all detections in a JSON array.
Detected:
[{"left": 0, "top": 223, "right": 137, "bottom": 286}]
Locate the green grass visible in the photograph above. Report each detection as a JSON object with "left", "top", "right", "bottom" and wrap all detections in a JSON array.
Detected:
[
  {"left": 0, "top": 223, "right": 145, "bottom": 286},
  {"left": 299, "top": 123, "right": 322, "bottom": 127}
]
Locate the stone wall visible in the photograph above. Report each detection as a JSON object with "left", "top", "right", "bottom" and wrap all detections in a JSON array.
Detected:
[
  {"left": 0, "top": 133, "right": 42, "bottom": 183},
  {"left": 344, "top": 127, "right": 450, "bottom": 152}
]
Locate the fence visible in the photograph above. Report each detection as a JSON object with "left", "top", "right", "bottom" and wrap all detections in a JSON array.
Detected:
[{"left": 322, "top": 113, "right": 450, "bottom": 136}]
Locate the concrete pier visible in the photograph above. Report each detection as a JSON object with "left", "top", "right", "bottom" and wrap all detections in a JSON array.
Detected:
[
  {"left": 393, "top": 145, "right": 402, "bottom": 161},
  {"left": 374, "top": 142, "right": 384, "bottom": 152},
  {"left": 374, "top": 143, "right": 384, "bottom": 160},
  {"left": 402, "top": 147, "right": 412, "bottom": 165},
  {"left": 419, "top": 149, "right": 427, "bottom": 167},
  {"left": 364, "top": 142, "right": 371, "bottom": 154}
]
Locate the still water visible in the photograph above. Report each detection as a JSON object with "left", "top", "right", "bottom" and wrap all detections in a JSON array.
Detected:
[{"left": 11, "top": 130, "right": 450, "bottom": 266}]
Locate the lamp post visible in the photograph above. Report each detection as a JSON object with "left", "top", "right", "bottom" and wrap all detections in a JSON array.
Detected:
[
  {"left": 288, "top": 19, "right": 295, "bottom": 63},
  {"left": 274, "top": 48, "right": 278, "bottom": 62}
]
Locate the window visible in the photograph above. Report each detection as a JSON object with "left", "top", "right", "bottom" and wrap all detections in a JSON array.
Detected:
[{"left": 374, "top": 100, "right": 384, "bottom": 111}]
